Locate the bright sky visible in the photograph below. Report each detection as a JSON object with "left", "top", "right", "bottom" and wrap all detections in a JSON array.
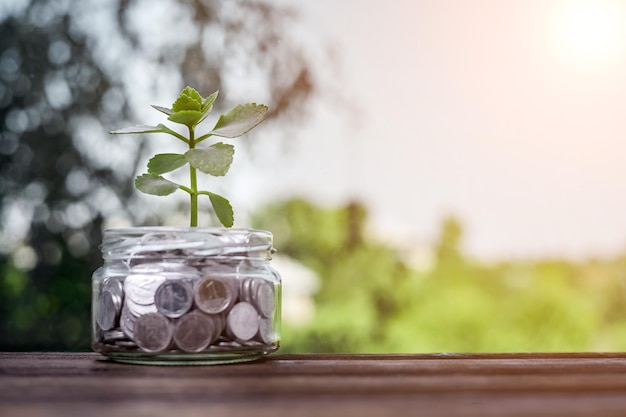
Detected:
[{"left": 255, "top": 0, "right": 626, "bottom": 260}]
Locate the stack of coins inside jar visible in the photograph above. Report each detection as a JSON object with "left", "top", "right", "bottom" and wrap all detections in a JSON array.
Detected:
[{"left": 92, "top": 228, "right": 280, "bottom": 362}]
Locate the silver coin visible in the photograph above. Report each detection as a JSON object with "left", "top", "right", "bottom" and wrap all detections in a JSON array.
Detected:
[
  {"left": 254, "top": 280, "right": 275, "bottom": 319},
  {"left": 103, "top": 329, "right": 126, "bottom": 342},
  {"left": 120, "top": 304, "right": 137, "bottom": 339},
  {"left": 102, "top": 277, "right": 124, "bottom": 299},
  {"left": 155, "top": 280, "right": 194, "bottom": 318},
  {"left": 213, "top": 313, "right": 226, "bottom": 335},
  {"left": 124, "top": 274, "right": 166, "bottom": 305},
  {"left": 194, "top": 277, "right": 233, "bottom": 314},
  {"left": 173, "top": 311, "right": 216, "bottom": 353},
  {"left": 125, "top": 298, "right": 158, "bottom": 316},
  {"left": 256, "top": 317, "right": 275, "bottom": 345},
  {"left": 226, "top": 302, "right": 260, "bottom": 342},
  {"left": 96, "top": 290, "right": 120, "bottom": 331},
  {"left": 133, "top": 312, "right": 173, "bottom": 353},
  {"left": 217, "top": 340, "right": 242, "bottom": 348},
  {"left": 225, "top": 277, "right": 240, "bottom": 307},
  {"left": 243, "top": 340, "right": 264, "bottom": 347},
  {"left": 238, "top": 277, "right": 252, "bottom": 303},
  {"left": 115, "top": 340, "right": 139, "bottom": 348}
]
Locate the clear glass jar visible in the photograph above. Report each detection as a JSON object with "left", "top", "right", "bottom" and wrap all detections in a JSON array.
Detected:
[{"left": 91, "top": 227, "right": 281, "bottom": 365}]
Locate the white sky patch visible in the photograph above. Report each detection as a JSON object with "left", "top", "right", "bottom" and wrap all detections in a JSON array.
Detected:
[{"left": 124, "top": 0, "right": 199, "bottom": 58}]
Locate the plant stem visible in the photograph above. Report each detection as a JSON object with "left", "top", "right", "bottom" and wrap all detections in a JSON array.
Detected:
[{"left": 188, "top": 126, "right": 198, "bottom": 227}]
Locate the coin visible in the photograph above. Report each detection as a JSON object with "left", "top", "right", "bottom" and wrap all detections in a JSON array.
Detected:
[
  {"left": 115, "top": 340, "right": 139, "bottom": 348},
  {"left": 253, "top": 280, "right": 275, "bottom": 319},
  {"left": 173, "top": 311, "right": 216, "bottom": 353},
  {"left": 103, "top": 329, "right": 126, "bottom": 342},
  {"left": 213, "top": 313, "right": 226, "bottom": 335},
  {"left": 96, "top": 290, "right": 121, "bottom": 331},
  {"left": 133, "top": 312, "right": 173, "bottom": 353},
  {"left": 154, "top": 280, "right": 194, "bottom": 318},
  {"left": 243, "top": 340, "right": 264, "bottom": 347},
  {"left": 256, "top": 317, "right": 275, "bottom": 345},
  {"left": 120, "top": 304, "right": 137, "bottom": 339},
  {"left": 239, "top": 277, "right": 253, "bottom": 302},
  {"left": 224, "top": 277, "right": 240, "bottom": 307},
  {"left": 194, "top": 277, "right": 233, "bottom": 314},
  {"left": 226, "top": 302, "right": 260, "bottom": 342},
  {"left": 102, "top": 277, "right": 124, "bottom": 298},
  {"left": 217, "top": 340, "right": 242, "bottom": 348},
  {"left": 124, "top": 274, "right": 166, "bottom": 305},
  {"left": 125, "top": 297, "right": 158, "bottom": 316}
]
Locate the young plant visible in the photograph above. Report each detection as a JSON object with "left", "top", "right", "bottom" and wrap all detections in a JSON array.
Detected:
[{"left": 110, "top": 86, "right": 268, "bottom": 227}]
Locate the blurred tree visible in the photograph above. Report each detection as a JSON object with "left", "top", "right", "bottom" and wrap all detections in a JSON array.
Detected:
[
  {"left": 254, "top": 198, "right": 626, "bottom": 354},
  {"left": 434, "top": 215, "right": 463, "bottom": 263},
  {"left": 253, "top": 198, "right": 417, "bottom": 352},
  {"left": 0, "top": 0, "right": 319, "bottom": 350}
]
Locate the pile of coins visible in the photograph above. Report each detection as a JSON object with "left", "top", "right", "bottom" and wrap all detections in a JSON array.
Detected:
[{"left": 94, "top": 262, "right": 277, "bottom": 354}]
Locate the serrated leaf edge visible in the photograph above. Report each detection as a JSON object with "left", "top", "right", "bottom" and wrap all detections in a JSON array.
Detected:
[{"left": 184, "top": 143, "right": 235, "bottom": 177}]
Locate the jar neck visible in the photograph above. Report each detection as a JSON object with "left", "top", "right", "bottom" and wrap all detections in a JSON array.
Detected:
[{"left": 100, "top": 227, "right": 275, "bottom": 261}]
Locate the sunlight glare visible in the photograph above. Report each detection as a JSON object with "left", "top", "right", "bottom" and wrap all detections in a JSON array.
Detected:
[{"left": 552, "top": 1, "right": 626, "bottom": 73}]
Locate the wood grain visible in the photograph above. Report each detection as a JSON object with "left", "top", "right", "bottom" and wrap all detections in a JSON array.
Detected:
[{"left": 2, "top": 353, "right": 626, "bottom": 416}]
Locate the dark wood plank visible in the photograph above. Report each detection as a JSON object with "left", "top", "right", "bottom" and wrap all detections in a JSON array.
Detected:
[{"left": 2, "top": 353, "right": 626, "bottom": 416}]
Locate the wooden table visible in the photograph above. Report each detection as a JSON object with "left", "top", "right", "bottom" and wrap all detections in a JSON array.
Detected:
[{"left": 2, "top": 352, "right": 626, "bottom": 416}]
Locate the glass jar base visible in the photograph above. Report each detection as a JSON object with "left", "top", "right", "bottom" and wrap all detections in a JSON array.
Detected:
[{"left": 99, "top": 345, "right": 279, "bottom": 365}]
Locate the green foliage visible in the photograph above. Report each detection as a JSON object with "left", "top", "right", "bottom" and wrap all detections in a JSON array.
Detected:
[
  {"left": 253, "top": 199, "right": 626, "bottom": 354},
  {"left": 110, "top": 86, "right": 268, "bottom": 227},
  {"left": 0, "top": 247, "right": 93, "bottom": 351}
]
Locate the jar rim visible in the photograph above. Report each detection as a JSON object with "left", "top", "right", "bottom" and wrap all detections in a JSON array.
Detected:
[
  {"left": 101, "top": 227, "right": 274, "bottom": 260},
  {"left": 104, "top": 226, "right": 271, "bottom": 236}
]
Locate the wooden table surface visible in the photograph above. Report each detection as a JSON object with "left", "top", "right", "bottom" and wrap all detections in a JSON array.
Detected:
[{"left": 3, "top": 352, "right": 626, "bottom": 416}]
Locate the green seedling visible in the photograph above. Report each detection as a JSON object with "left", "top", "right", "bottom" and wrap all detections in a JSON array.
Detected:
[{"left": 110, "top": 86, "right": 268, "bottom": 227}]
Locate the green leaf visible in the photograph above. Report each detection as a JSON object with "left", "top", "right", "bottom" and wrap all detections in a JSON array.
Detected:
[
  {"left": 209, "top": 103, "right": 268, "bottom": 138},
  {"left": 172, "top": 86, "right": 203, "bottom": 112},
  {"left": 207, "top": 192, "right": 234, "bottom": 227},
  {"left": 155, "top": 124, "right": 190, "bottom": 144},
  {"left": 135, "top": 174, "right": 179, "bottom": 196},
  {"left": 202, "top": 90, "right": 219, "bottom": 112},
  {"left": 197, "top": 90, "right": 219, "bottom": 126},
  {"left": 109, "top": 125, "right": 165, "bottom": 135},
  {"left": 151, "top": 105, "right": 173, "bottom": 115},
  {"left": 147, "top": 153, "right": 188, "bottom": 175},
  {"left": 182, "top": 86, "right": 203, "bottom": 102},
  {"left": 168, "top": 110, "right": 204, "bottom": 127},
  {"left": 185, "top": 143, "right": 234, "bottom": 176}
]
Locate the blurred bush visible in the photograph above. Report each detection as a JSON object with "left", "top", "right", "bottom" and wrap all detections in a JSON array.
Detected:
[{"left": 254, "top": 198, "right": 626, "bottom": 353}]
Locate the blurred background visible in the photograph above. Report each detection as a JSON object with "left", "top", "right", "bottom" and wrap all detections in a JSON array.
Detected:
[{"left": 2, "top": 0, "right": 626, "bottom": 352}]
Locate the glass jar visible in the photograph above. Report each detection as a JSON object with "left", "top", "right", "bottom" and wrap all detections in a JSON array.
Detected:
[{"left": 91, "top": 227, "right": 281, "bottom": 365}]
